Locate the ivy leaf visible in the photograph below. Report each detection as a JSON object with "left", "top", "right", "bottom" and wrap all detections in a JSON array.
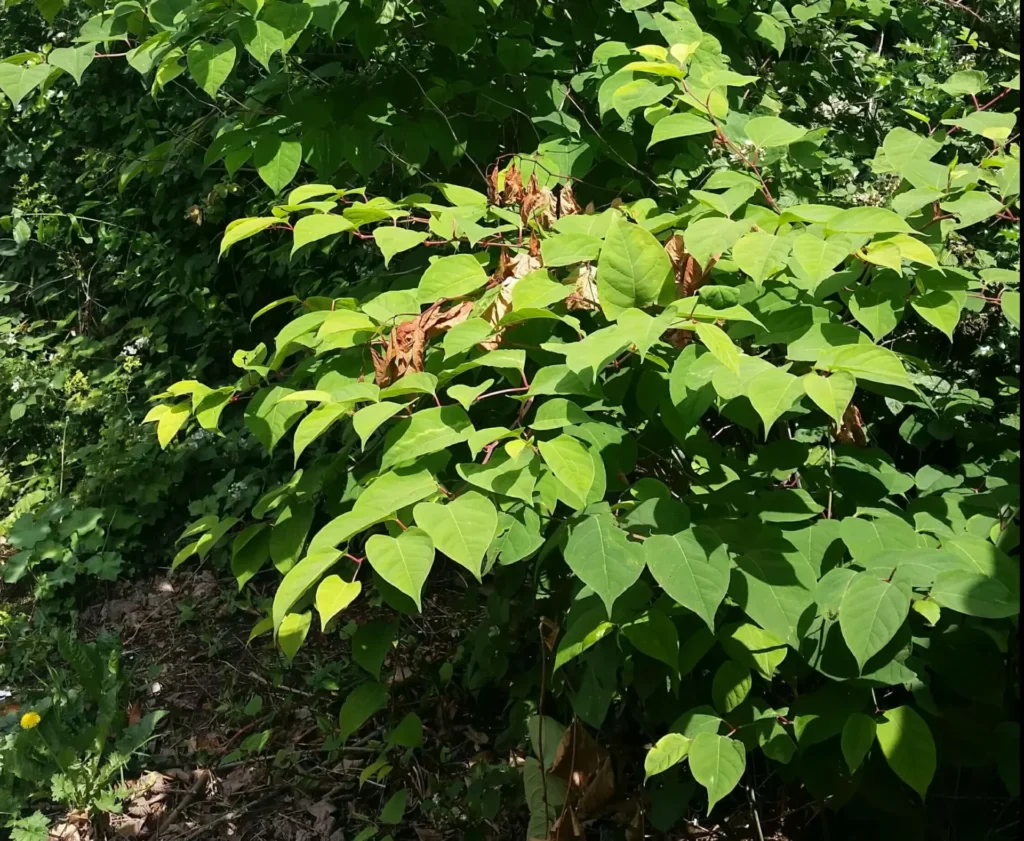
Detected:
[
  {"left": 644, "top": 734, "right": 692, "bottom": 782},
  {"left": 563, "top": 514, "right": 646, "bottom": 616},
  {"left": 597, "top": 216, "right": 673, "bottom": 318},
  {"left": 253, "top": 135, "right": 303, "bottom": 195},
  {"left": 373, "top": 227, "right": 428, "bottom": 267},
  {"left": 689, "top": 732, "right": 746, "bottom": 814},
  {"left": 875, "top": 706, "right": 936, "bottom": 799},
  {"left": 365, "top": 528, "right": 435, "bottom": 610},
  {"left": 48, "top": 44, "right": 96, "bottom": 86},
  {"left": 841, "top": 713, "right": 877, "bottom": 773},
  {"left": 413, "top": 491, "right": 499, "bottom": 581},
  {"left": 803, "top": 371, "right": 856, "bottom": 426},
  {"left": 838, "top": 572, "right": 911, "bottom": 669},
  {"left": 186, "top": 40, "right": 236, "bottom": 98},
  {"left": 315, "top": 576, "right": 362, "bottom": 630},
  {"left": 417, "top": 254, "right": 489, "bottom": 303},
  {"left": 645, "top": 527, "right": 730, "bottom": 631}
]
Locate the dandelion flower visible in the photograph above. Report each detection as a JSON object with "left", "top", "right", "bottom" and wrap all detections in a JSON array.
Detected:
[{"left": 20, "top": 711, "right": 41, "bottom": 729}]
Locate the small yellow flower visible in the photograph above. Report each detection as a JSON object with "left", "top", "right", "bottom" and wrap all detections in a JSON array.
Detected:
[{"left": 20, "top": 711, "right": 41, "bottom": 730}]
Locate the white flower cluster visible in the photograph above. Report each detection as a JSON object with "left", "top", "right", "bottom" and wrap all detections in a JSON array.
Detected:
[
  {"left": 816, "top": 95, "right": 853, "bottom": 121},
  {"left": 10, "top": 378, "right": 24, "bottom": 393},
  {"left": 2, "top": 332, "right": 16, "bottom": 347},
  {"left": 228, "top": 480, "right": 249, "bottom": 501},
  {"left": 121, "top": 336, "right": 151, "bottom": 357}
]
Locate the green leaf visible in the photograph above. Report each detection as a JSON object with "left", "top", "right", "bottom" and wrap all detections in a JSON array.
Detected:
[
  {"left": 688, "top": 732, "right": 746, "bottom": 814},
  {"left": 443, "top": 318, "right": 492, "bottom": 359},
  {"left": 379, "top": 406, "right": 472, "bottom": 471},
  {"left": 239, "top": 1, "right": 312, "bottom": 69},
  {"left": 156, "top": 402, "right": 191, "bottom": 448},
  {"left": 825, "top": 208, "right": 913, "bottom": 235},
  {"left": 612, "top": 78, "right": 673, "bottom": 121},
  {"left": 841, "top": 713, "right": 876, "bottom": 774},
  {"left": 718, "top": 622, "right": 788, "bottom": 678},
  {"left": 840, "top": 515, "right": 919, "bottom": 564},
  {"left": 750, "top": 12, "right": 786, "bottom": 55},
  {"left": 413, "top": 491, "right": 499, "bottom": 581},
  {"left": 291, "top": 214, "right": 355, "bottom": 255},
  {"left": 373, "top": 227, "right": 428, "bottom": 267},
  {"left": 788, "top": 234, "right": 851, "bottom": 287},
  {"left": 744, "top": 116, "right": 806, "bottom": 148},
  {"left": 457, "top": 447, "right": 540, "bottom": 503},
  {"left": 352, "top": 402, "right": 403, "bottom": 450},
  {"left": 380, "top": 788, "right": 407, "bottom": 824},
  {"left": 293, "top": 402, "right": 346, "bottom": 465},
  {"left": 802, "top": 372, "right": 855, "bottom": 426},
  {"left": 939, "top": 70, "right": 989, "bottom": 96},
  {"left": 220, "top": 217, "right": 278, "bottom": 256},
  {"left": 942, "top": 111, "right": 1017, "bottom": 143},
  {"left": 597, "top": 216, "right": 672, "bottom": 318},
  {"left": 353, "top": 619, "right": 397, "bottom": 679},
  {"left": 1002, "top": 291, "right": 1020, "bottom": 328},
  {"left": 272, "top": 550, "right": 341, "bottom": 633},
  {"left": 622, "top": 610, "right": 680, "bottom": 669},
  {"left": 618, "top": 307, "right": 677, "bottom": 360},
  {"left": 253, "top": 135, "right": 303, "bottom": 193},
  {"left": 816, "top": 344, "right": 914, "bottom": 391},
  {"left": 365, "top": 528, "right": 435, "bottom": 610},
  {"left": 339, "top": 681, "right": 389, "bottom": 740},
  {"left": 648, "top": 111, "right": 717, "bottom": 148},
  {"left": 846, "top": 273, "right": 908, "bottom": 341},
  {"left": 316, "top": 576, "right": 362, "bottom": 630},
  {"left": 531, "top": 398, "right": 590, "bottom": 431},
  {"left": 48, "top": 44, "right": 96, "bottom": 86},
  {"left": 731, "top": 552, "right": 815, "bottom": 646},
  {"left": 732, "top": 232, "right": 791, "bottom": 286},
  {"left": 693, "top": 321, "right": 741, "bottom": 374},
  {"left": 245, "top": 387, "right": 307, "bottom": 452},
  {"left": 539, "top": 434, "right": 598, "bottom": 510},
  {"left": 711, "top": 661, "right": 752, "bottom": 713},
  {"left": 744, "top": 362, "right": 804, "bottom": 437},
  {"left": 875, "top": 706, "right": 936, "bottom": 799},
  {"left": 540, "top": 233, "right": 602, "bottom": 267},
  {"left": 278, "top": 611, "right": 312, "bottom": 663},
  {"left": 417, "top": 254, "right": 489, "bottom": 303},
  {"left": 645, "top": 527, "right": 730, "bottom": 631},
  {"left": 838, "top": 572, "right": 910, "bottom": 669},
  {"left": 186, "top": 40, "right": 236, "bottom": 97},
  {"left": 930, "top": 570, "right": 1019, "bottom": 618},
  {"left": 644, "top": 734, "right": 692, "bottom": 782},
  {"left": 563, "top": 514, "right": 646, "bottom": 616},
  {"left": 0, "top": 62, "right": 51, "bottom": 107},
  {"left": 232, "top": 525, "right": 271, "bottom": 591},
  {"left": 554, "top": 602, "right": 615, "bottom": 671},
  {"left": 387, "top": 714, "right": 424, "bottom": 748}
]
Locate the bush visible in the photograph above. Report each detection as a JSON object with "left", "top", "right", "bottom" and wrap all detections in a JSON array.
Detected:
[{"left": 2, "top": 1, "right": 1020, "bottom": 837}]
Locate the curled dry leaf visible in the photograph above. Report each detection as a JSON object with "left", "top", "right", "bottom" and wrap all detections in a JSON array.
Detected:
[
  {"left": 550, "top": 807, "right": 585, "bottom": 841},
  {"left": 480, "top": 250, "right": 541, "bottom": 350},
  {"left": 521, "top": 173, "right": 558, "bottom": 230},
  {"left": 834, "top": 402, "right": 868, "bottom": 447},
  {"left": 487, "top": 165, "right": 501, "bottom": 206},
  {"left": 566, "top": 264, "right": 600, "bottom": 312},
  {"left": 665, "top": 233, "right": 714, "bottom": 298},
  {"left": 372, "top": 300, "right": 474, "bottom": 386},
  {"left": 577, "top": 755, "right": 615, "bottom": 820},
  {"left": 504, "top": 162, "right": 525, "bottom": 206},
  {"left": 557, "top": 181, "right": 581, "bottom": 218}
]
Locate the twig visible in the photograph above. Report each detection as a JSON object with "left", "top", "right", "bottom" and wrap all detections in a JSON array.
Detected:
[{"left": 156, "top": 769, "right": 210, "bottom": 838}]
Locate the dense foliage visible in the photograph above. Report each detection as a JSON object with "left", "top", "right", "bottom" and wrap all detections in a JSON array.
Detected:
[{"left": 2, "top": 0, "right": 1020, "bottom": 838}]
